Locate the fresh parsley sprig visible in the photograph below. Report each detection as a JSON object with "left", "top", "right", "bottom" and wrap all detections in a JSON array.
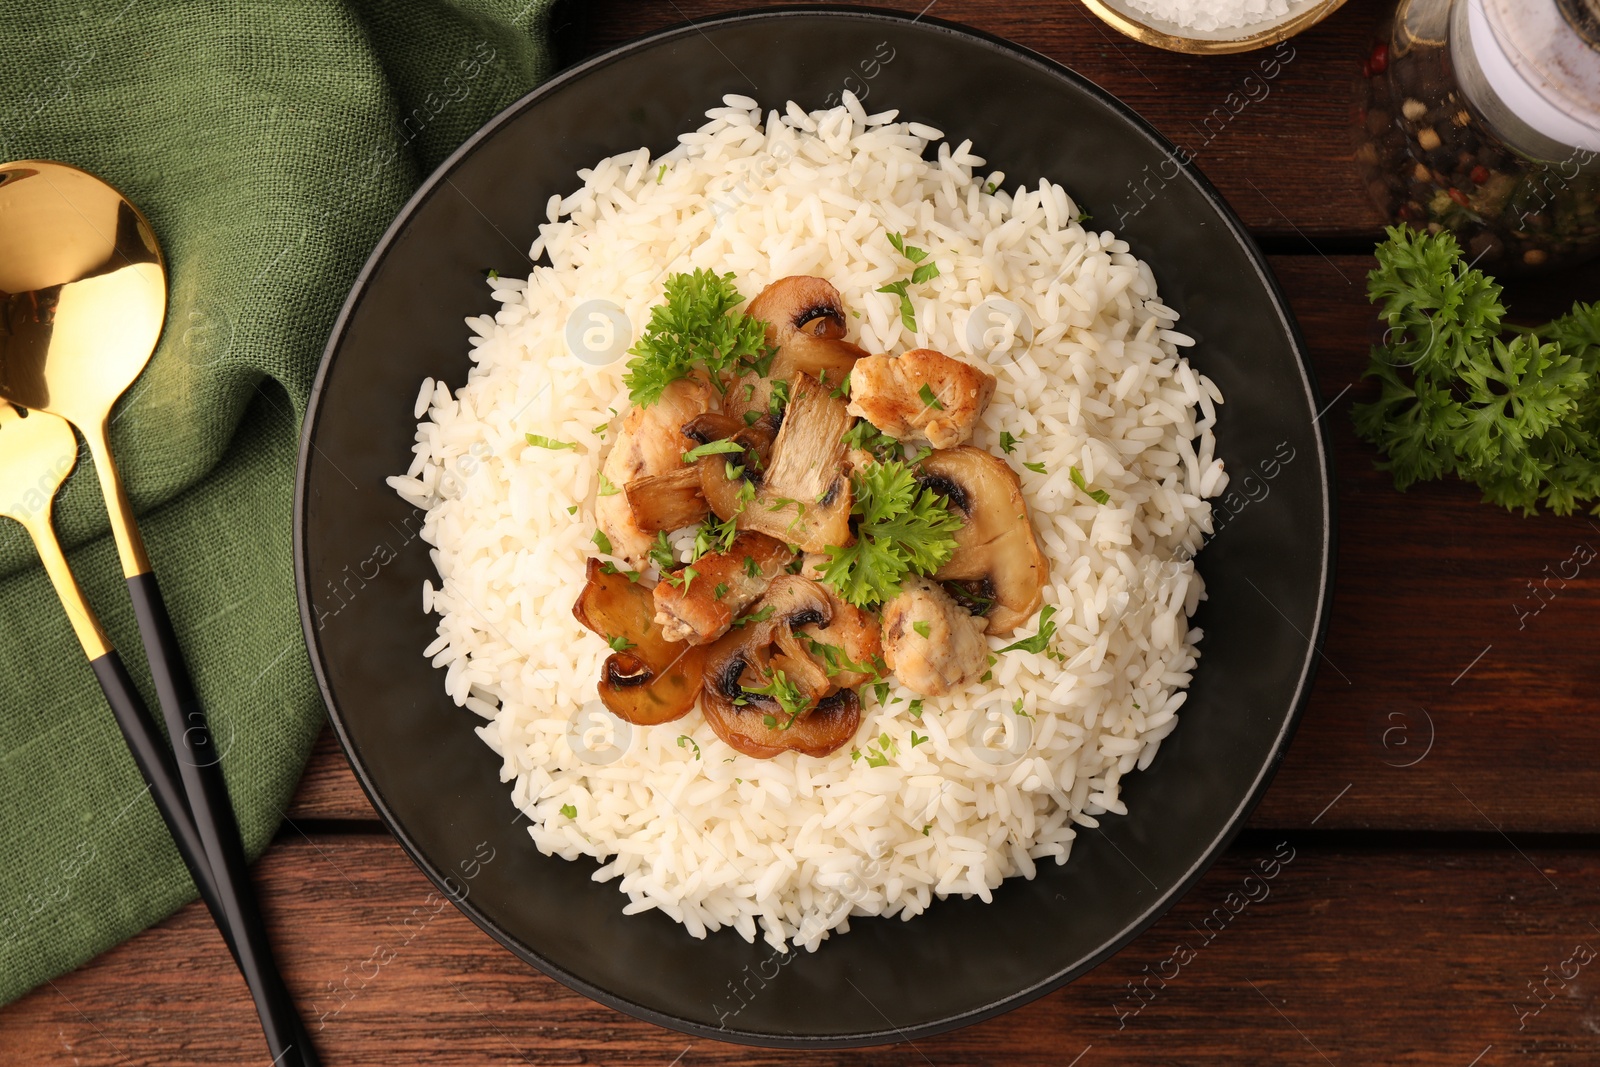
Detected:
[
  {"left": 819, "top": 459, "right": 962, "bottom": 608},
  {"left": 623, "top": 270, "right": 771, "bottom": 406},
  {"left": 1352, "top": 226, "right": 1600, "bottom": 515}
]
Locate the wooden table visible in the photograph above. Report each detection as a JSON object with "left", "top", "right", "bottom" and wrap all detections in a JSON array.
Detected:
[{"left": 6, "top": 0, "right": 1600, "bottom": 1062}]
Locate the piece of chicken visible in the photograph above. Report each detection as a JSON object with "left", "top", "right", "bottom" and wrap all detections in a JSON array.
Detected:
[
  {"left": 596, "top": 376, "right": 714, "bottom": 566},
  {"left": 652, "top": 531, "right": 794, "bottom": 645},
  {"left": 879, "top": 576, "right": 989, "bottom": 697},
  {"left": 847, "top": 348, "right": 997, "bottom": 449}
]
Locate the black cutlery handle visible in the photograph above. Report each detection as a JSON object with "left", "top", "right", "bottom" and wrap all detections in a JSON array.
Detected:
[
  {"left": 88, "top": 649, "right": 238, "bottom": 961},
  {"left": 126, "top": 572, "right": 319, "bottom": 1067}
]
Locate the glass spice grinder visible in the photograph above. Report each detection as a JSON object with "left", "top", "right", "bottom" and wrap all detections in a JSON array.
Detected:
[{"left": 1356, "top": 0, "right": 1600, "bottom": 272}]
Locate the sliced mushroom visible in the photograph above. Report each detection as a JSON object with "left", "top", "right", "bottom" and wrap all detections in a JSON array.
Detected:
[
  {"left": 700, "top": 576, "right": 861, "bottom": 759},
  {"left": 916, "top": 447, "right": 1049, "bottom": 635},
  {"left": 726, "top": 276, "right": 867, "bottom": 420},
  {"left": 651, "top": 531, "right": 794, "bottom": 645},
  {"left": 797, "top": 588, "right": 884, "bottom": 690},
  {"left": 704, "top": 687, "right": 862, "bottom": 761},
  {"left": 597, "top": 376, "right": 715, "bottom": 565},
  {"left": 624, "top": 466, "right": 707, "bottom": 533},
  {"left": 686, "top": 411, "right": 779, "bottom": 521},
  {"left": 847, "top": 348, "right": 997, "bottom": 449},
  {"left": 879, "top": 576, "right": 989, "bottom": 697},
  {"left": 572, "top": 558, "right": 707, "bottom": 725},
  {"left": 720, "top": 372, "right": 853, "bottom": 552}
]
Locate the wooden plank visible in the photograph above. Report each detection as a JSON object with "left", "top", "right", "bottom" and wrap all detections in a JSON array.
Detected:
[
  {"left": 555, "top": 0, "right": 1394, "bottom": 238},
  {"left": 3, "top": 832, "right": 1596, "bottom": 1064},
  {"left": 288, "top": 254, "right": 1600, "bottom": 832}
]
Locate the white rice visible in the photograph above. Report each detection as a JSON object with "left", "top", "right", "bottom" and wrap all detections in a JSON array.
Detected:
[{"left": 388, "top": 96, "right": 1227, "bottom": 953}]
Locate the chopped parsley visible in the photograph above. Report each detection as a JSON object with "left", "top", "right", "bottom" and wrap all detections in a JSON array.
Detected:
[
  {"left": 676, "top": 734, "right": 701, "bottom": 758},
  {"left": 592, "top": 421, "right": 609, "bottom": 436},
  {"left": 691, "top": 513, "right": 740, "bottom": 560},
  {"left": 566, "top": 504, "right": 579, "bottom": 515},
  {"left": 863, "top": 732, "right": 898, "bottom": 767},
  {"left": 648, "top": 531, "right": 675, "bottom": 571},
  {"left": 597, "top": 473, "right": 621, "bottom": 497},
  {"left": 733, "top": 604, "right": 776, "bottom": 628},
  {"left": 877, "top": 279, "right": 917, "bottom": 334},
  {"left": 559, "top": 804, "right": 577, "bottom": 819},
  {"left": 742, "top": 555, "right": 761, "bottom": 579},
  {"left": 682, "top": 438, "right": 747, "bottom": 463},
  {"left": 998, "top": 604, "right": 1058, "bottom": 656},
  {"left": 745, "top": 668, "right": 808, "bottom": 727},
  {"left": 606, "top": 634, "right": 634, "bottom": 652},
  {"left": 804, "top": 638, "right": 881, "bottom": 680},
  {"left": 877, "top": 233, "right": 942, "bottom": 334},
  {"left": 656, "top": 163, "right": 667, "bottom": 184},
  {"left": 1069, "top": 465, "right": 1110, "bottom": 504},
  {"left": 998, "top": 430, "right": 1022, "bottom": 454},
  {"left": 768, "top": 379, "right": 791, "bottom": 415},
  {"left": 819, "top": 459, "right": 962, "bottom": 607},
  {"left": 910, "top": 731, "right": 929, "bottom": 748},
  {"left": 712, "top": 582, "right": 729, "bottom": 599},
  {"left": 887, "top": 232, "right": 928, "bottom": 263},
  {"left": 912, "top": 620, "right": 931, "bottom": 638},
  {"left": 918, "top": 383, "right": 945, "bottom": 411},
  {"left": 590, "top": 529, "right": 613, "bottom": 555},
  {"left": 842, "top": 419, "right": 903, "bottom": 463},
  {"left": 666, "top": 566, "right": 699, "bottom": 593},
  {"left": 526, "top": 433, "right": 576, "bottom": 451},
  {"left": 623, "top": 270, "right": 769, "bottom": 405},
  {"left": 1023, "top": 460, "right": 1048, "bottom": 475},
  {"left": 599, "top": 561, "right": 641, "bottom": 582},
  {"left": 908, "top": 698, "right": 924, "bottom": 719}
]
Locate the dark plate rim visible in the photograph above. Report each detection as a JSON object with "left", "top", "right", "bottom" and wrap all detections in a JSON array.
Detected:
[{"left": 294, "top": 3, "right": 1335, "bottom": 1048}]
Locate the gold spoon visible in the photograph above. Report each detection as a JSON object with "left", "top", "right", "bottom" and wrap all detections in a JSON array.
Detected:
[
  {"left": 0, "top": 161, "right": 316, "bottom": 1066},
  {"left": 0, "top": 401, "right": 246, "bottom": 965}
]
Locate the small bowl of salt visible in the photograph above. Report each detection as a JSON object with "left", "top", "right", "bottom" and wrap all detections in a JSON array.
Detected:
[{"left": 1081, "top": 0, "right": 1345, "bottom": 53}]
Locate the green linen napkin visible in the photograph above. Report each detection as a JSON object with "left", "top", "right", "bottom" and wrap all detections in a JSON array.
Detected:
[{"left": 0, "top": 0, "right": 558, "bottom": 1005}]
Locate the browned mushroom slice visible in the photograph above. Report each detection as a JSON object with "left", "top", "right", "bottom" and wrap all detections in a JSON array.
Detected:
[
  {"left": 686, "top": 412, "right": 774, "bottom": 519},
  {"left": 651, "top": 531, "right": 794, "bottom": 645},
  {"left": 726, "top": 276, "right": 867, "bottom": 420},
  {"left": 703, "top": 686, "right": 862, "bottom": 760},
  {"left": 847, "top": 348, "right": 997, "bottom": 449},
  {"left": 797, "top": 589, "right": 884, "bottom": 689},
  {"left": 699, "top": 576, "right": 861, "bottom": 759},
  {"left": 880, "top": 576, "right": 990, "bottom": 696},
  {"left": 572, "top": 558, "right": 707, "bottom": 725},
  {"left": 728, "top": 372, "right": 853, "bottom": 552},
  {"left": 915, "top": 447, "right": 1049, "bottom": 635},
  {"left": 624, "top": 466, "right": 708, "bottom": 534},
  {"left": 597, "top": 376, "right": 715, "bottom": 565}
]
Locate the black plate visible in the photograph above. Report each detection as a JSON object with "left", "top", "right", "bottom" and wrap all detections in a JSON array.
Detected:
[{"left": 295, "top": 6, "right": 1332, "bottom": 1048}]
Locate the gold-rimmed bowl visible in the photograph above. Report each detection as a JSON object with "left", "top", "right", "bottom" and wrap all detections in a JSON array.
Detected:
[{"left": 1081, "top": 0, "right": 1347, "bottom": 53}]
